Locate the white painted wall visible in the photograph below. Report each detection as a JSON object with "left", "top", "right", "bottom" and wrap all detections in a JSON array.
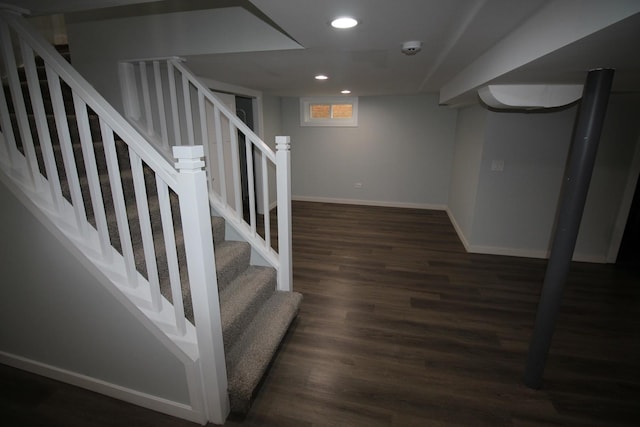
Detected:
[
  {"left": 447, "top": 104, "right": 486, "bottom": 244},
  {"left": 0, "top": 180, "right": 191, "bottom": 406},
  {"left": 440, "top": 0, "right": 640, "bottom": 104},
  {"left": 282, "top": 94, "right": 458, "bottom": 208},
  {"left": 66, "top": 7, "right": 300, "bottom": 113},
  {"left": 450, "top": 94, "right": 640, "bottom": 262},
  {"left": 471, "top": 107, "right": 575, "bottom": 256}
]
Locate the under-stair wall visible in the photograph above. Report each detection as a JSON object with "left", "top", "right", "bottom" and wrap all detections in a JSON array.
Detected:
[{"left": 0, "top": 179, "right": 196, "bottom": 421}]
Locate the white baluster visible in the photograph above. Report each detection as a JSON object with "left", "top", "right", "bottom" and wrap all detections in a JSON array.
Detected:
[
  {"left": 276, "top": 136, "right": 292, "bottom": 291},
  {"left": 153, "top": 61, "right": 169, "bottom": 149},
  {"left": 261, "top": 153, "right": 271, "bottom": 249},
  {"left": 173, "top": 145, "right": 229, "bottom": 422},
  {"left": 0, "top": 20, "right": 41, "bottom": 189},
  {"left": 21, "top": 40, "right": 63, "bottom": 211},
  {"left": 74, "top": 94, "right": 112, "bottom": 261},
  {"left": 101, "top": 119, "right": 137, "bottom": 285},
  {"left": 198, "top": 91, "right": 212, "bottom": 186},
  {"left": 46, "top": 65, "right": 88, "bottom": 236},
  {"left": 0, "top": 39, "right": 19, "bottom": 166},
  {"left": 156, "top": 176, "right": 187, "bottom": 335},
  {"left": 139, "top": 61, "right": 154, "bottom": 136},
  {"left": 181, "top": 75, "right": 195, "bottom": 146},
  {"left": 167, "top": 61, "right": 181, "bottom": 146},
  {"left": 230, "top": 125, "right": 242, "bottom": 217},
  {"left": 213, "top": 106, "right": 227, "bottom": 203},
  {"left": 130, "top": 149, "right": 161, "bottom": 308},
  {"left": 246, "top": 139, "right": 256, "bottom": 234}
]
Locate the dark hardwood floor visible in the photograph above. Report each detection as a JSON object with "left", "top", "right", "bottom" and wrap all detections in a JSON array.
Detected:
[{"left": 2, "top": 201, "right": 639, "bottom": 426}]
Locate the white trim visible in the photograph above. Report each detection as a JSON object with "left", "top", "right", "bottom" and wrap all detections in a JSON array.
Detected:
[
  {"left": 467, "top": 243, "right": 549, "bottom": 259},
  {"left": 571, "top": 253, "right": 608, "bottom": 264},
  {"left": 292, "top": 195, "right": 446, "bottom": 211},
  {"left": 463, "top": 244, "right": 606, "bottom": 263},
  {"left": 299, "top": 96, "right": 359, "bottom": 127},
  {"left": 0, "top": 351, "right": 206, "bottom": 424},
  {"left": 445, "top": 207, "right": 472, "bottom": 252},
  {"left": 445, "top": 208, "right": 607, "bottom": 263},
  {"left": 197, "top": 76, "right": 262, "bottom": 99}
]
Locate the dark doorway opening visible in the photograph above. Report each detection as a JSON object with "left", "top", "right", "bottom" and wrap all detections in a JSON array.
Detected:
[
  {"left": 236, "top": 96, "right": 255, "bottom": 222},
  {"left": 617, "top": 174, "right": 640, "bottom": 269}
]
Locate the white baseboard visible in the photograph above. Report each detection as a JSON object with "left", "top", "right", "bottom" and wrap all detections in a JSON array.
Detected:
[
  {"left": 445, "top": 208, "right": 472, "bottom": 252},
  {"left": 0, "top": 351, "right": 206, "bottom": 425},
  {"left": 292, "top": 195, "right": 446, "bottom": 211},
  {"left": 468, "top": 244, "right": 549, "bottom": 260},
  {"left": 445, "top": 208, "right": 607, "bottom": 263},
  {"left": 464, "top": 244, "right": 606, "bottom": 263}
]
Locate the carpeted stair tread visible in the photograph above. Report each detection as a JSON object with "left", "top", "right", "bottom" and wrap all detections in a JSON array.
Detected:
[
  {"left": 226, "top": 290, "right": 302, "bottom": 413},
  {"left": 214, "top": 240, "right": 251, "bottom": 290},
  {"left": 220, "top": 266, "right": 277, "bottom": 349}
]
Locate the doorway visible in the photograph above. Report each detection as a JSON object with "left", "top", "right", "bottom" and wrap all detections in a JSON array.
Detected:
[
  {"left": 236, "top": 95, "right": 255, "bottom": 221},
  {"left": 617, "top": 175, "right": 640, "bottom": 269}
]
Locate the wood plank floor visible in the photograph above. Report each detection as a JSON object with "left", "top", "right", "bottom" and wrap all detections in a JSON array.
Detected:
[{"left": 2, "top": 201, "right": 639, "bottom": 426}]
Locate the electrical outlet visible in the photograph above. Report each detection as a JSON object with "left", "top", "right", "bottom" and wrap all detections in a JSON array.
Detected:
[{"left": 491, "top": 160, "right": 504, "bottom": 172}]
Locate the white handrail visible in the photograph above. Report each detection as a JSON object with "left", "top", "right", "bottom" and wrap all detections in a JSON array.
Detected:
[
  {"left": 2, "top": 11, "right": 179, "bottom": 191},
  {"left": 169, "top": 59, "right": 276, "bottom": 163},
  {"left": 119, "top": 57, "right": 292, "bottom": 278}
]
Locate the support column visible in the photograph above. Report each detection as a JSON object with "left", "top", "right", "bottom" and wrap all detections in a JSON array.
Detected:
[{"left": 524, "top": 68, "right": 615, "bottom": 389}]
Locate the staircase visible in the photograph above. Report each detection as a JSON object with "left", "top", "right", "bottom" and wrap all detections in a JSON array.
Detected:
[{"left": 0, "top": 9, "right": 301, "bottom": 423}]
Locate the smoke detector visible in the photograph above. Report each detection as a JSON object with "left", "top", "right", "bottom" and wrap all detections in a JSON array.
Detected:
[{"left": 401, "top": 40, "right": 422, "bottom": 55}]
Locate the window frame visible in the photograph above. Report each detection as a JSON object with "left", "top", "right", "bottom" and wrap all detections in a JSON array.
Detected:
[{"left": 299, "top": 96, "right": 359, "bottom": 127}]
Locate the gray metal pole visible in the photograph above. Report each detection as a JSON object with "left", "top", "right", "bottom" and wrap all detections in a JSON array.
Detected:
[{"left": 524, "top": 68, "right": 615, "bottom": 389}]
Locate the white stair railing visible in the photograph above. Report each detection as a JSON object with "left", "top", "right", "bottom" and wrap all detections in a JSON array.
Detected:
[
  {"left": 120, "top": 58, "right": 292, "bottom": 291},
  {"left": 0, "top": 9, "right": 228, "bottom": 423}
]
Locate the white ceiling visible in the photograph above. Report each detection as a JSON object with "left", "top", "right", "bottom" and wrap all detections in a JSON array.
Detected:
[{"left": 6, "top": 0, "right": 640, "bottom": 102}]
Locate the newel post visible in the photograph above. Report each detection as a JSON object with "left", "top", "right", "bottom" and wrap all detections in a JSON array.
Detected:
[
  {"left": 173, "top": 146, "right": 229, "bottom": 423},
  {"left": 276, "top": 136, "right": 293, "bottom": 292}
]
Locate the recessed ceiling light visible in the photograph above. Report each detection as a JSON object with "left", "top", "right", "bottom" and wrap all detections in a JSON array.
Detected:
[
  {"left": 315, "top": 74, "right": 329, "bottom": 80},
  {"left": 341, "top": 90, "right": 351, "bottom": 94},
  {"left": 331, "top": 17, "right": 358, "bottom": 29}
]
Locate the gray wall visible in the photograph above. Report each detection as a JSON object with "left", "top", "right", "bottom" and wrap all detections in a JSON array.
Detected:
[
  {"left": 0, "top": 181, "right": 190, "bottom": 405},
  {"left": 448, "top": 104, "right": 486, "bottom": 240},
  {"left": 282, "top": 94, "right": 458, "bottom": 208},
  {"left": 471, "top": 107, "right": 575, "bottom": 255},
  {"left": 448, "top": 94, "right": 640, "bottom": 262}
]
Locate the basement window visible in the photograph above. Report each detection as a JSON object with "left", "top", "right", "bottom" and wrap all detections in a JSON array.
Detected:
[{"left": 300, "top": 97, "right": 358, "bottom": 127}]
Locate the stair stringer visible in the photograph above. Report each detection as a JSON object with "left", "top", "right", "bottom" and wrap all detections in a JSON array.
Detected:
[{"left": 0, "top": 151, "right": 209, "bottom": 425}]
